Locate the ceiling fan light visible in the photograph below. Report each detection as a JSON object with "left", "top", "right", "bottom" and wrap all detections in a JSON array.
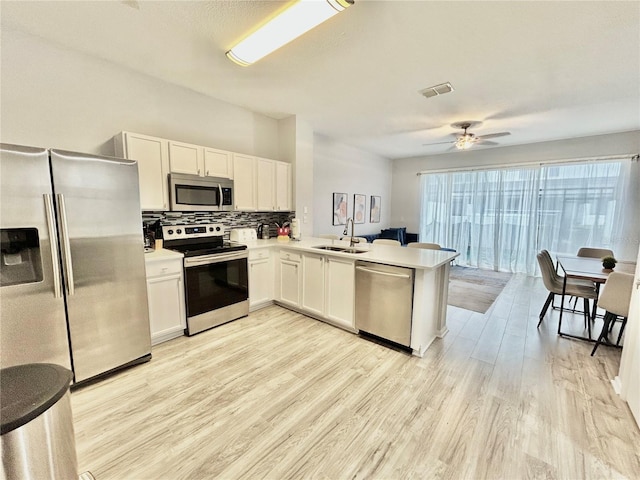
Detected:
[
  {"left": 455, "top": 136, "right": 475, "bottom": 150},
  {"left": 226, "top": 0, "right": 354, "bottom": 66}
]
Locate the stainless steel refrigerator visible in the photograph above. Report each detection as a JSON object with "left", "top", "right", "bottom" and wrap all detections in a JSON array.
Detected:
[{"left": 0, "top": 143, "right": 151, "bottom": 384}]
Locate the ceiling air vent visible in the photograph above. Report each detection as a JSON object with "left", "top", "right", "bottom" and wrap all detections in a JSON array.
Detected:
[{"left": 419, "top": 82, "right": 454, "bottom": 99}]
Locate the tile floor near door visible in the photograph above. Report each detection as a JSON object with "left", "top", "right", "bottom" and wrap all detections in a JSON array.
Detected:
[{"left": 71, "top": 274, "right": 640, "bottom": 479}]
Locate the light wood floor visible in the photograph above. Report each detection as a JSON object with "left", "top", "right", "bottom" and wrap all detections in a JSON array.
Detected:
[{"left": 71, "top": 274, "right": 640, "bottom": 479}]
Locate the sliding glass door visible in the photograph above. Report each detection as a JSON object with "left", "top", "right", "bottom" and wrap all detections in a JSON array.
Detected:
[{"left": 419, "top": 159, "right": 635, "bottom": 274}]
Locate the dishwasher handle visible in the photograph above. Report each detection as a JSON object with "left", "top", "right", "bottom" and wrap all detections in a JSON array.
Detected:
[{"left": 356, "top": 265, "right": 411, "bottom": 279}]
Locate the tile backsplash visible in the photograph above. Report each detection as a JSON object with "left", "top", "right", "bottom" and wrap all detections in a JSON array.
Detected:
[{"left": 142, "top": 211, "right": 295, "bottom": 239}]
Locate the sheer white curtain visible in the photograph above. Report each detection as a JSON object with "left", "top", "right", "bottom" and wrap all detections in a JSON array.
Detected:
[{"left": 419, "top": 159, "right": 635, "bottom": 274}]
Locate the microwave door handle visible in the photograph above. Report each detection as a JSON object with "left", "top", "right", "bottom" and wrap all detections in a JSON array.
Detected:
[
  {"left": 218, "top": 184, "right": 223, "bottom": 208},
  {"left": 57, "top": 193, "right": 75, "bottom": 296},
  {"left": 44, "top": 194, "right": 62, "bottom": 298}
]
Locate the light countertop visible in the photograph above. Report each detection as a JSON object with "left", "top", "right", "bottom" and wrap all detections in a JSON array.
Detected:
[
  {"left": 240, "top": 237, "right": 458, "bottom": 270},
  {"left": 144, "top": 247, "right": 184, "bottom": 262}
]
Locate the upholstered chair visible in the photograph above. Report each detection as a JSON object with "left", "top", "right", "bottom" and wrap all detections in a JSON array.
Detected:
[
  {"left": 407, "top": 242, "right": 441, "bottom": 250},
  {"left": 591, "top": 272, "right": 634, "bottom": 355},
  {"left": 536, "top": 250, "right": 598, "bottom": 330},
  {"left": 577, "top": 247, "right": 614, "bottom": 259},
  {"left": 373, "top": 239, "right": 401, "bottom": 246}
]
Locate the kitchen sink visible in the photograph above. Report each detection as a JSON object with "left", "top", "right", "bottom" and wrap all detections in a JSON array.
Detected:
[{"left": 312, "top": 245, "right": 368, "bottom": 254}]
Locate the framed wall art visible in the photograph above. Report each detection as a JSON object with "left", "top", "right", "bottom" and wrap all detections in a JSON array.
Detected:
[
  {"left": 353, "top": 194, "right": 366, "bottom": 224},
  {"left": 333, "top": 192, "right": 348, "bottom": 225},
  {"left": 370, "top": 196, "right": 381, "bottom": 223}
]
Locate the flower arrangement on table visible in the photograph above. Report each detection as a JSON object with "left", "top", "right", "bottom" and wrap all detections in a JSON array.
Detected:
[{"left": 601, "top": 255, "right": 617, "bottom": 271}]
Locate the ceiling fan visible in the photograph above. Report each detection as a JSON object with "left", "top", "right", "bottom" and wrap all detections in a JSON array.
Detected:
[{"left": 424, "top": 121, "right": 511, "bottom": 150}]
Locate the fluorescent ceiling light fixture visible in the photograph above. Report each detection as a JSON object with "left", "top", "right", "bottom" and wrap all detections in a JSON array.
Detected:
[
  {"left": 419, "top": 82, "right": 454, "bottom": 99},
  {"left": 226, "top": 0, "right": 354, "bottom": 66}
]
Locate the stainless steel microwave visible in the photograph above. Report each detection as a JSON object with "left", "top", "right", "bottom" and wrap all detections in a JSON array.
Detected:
[{"left": 169, "top": 173, "right": 233, "bottom": 212}]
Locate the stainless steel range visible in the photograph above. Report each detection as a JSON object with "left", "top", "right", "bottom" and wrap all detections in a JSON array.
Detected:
[{"left": 162, "top": 223, "right": 248, "bottom": 336}]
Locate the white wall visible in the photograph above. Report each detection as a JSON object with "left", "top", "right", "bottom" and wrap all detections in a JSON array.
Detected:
[
  {"left": 616, "top": 244, "right": 640, "bottom": 428},
  {"left": 0, "top": 28, "right": 280, "bottom": 158},
  {"left": 391, "top": 130, "right": 640, "bottom": 257},
  {"left": 314, "top": 134, "right": 392, "bottom": 237},
  {"left": 278, "top": 115, "right": 315, "bottom": 236}
]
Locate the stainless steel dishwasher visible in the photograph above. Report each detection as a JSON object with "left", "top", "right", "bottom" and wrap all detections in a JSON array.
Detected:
[{"left": 355, "top": 261, "right": 414, "bottom": 347}]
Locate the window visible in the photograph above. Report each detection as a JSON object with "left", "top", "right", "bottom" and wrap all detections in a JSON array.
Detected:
[{"left": 419, "top": 159, "right": 636, "bottom": 274}]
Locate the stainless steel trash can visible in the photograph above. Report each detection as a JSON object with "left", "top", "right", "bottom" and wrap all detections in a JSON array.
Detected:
[{"left": 1, "top": 363, "right": 77, "bottom": 480}]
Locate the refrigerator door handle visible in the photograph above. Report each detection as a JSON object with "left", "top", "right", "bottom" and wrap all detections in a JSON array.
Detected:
[
  {"left": 57, "top": 193, "right": 75, "bottom": 296},
  {"left": 44, "top": 194, "right": 62, "bottom": 299}
]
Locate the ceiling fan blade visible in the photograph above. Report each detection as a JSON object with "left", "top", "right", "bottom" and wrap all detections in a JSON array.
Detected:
[
  {"left": 422, "top": 140, "right": 456, "bottom": 146},
  {"left": 476, "top": 140, "right": 499, "bottom": 146},
  {"left": 477, "top": 132, "right": 511, "bottom": 140}
]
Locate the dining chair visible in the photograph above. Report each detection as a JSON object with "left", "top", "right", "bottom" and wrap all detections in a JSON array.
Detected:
[
  {"left": 536, "top": 250, "right": 598, "bottom": 329},
  {"left": 319, "top": 234, "right": 340, "bottom": 240},
  {"left": 590, "top": 272, "right": 634, "bottom": 356},
  {"left": 373, "top": 239, "right": 401, "bottom": 246},
  {"left": 577, "top": 247, "right": 614, "bottom": 259},
  {"left": 407, "top": 242, "right": 441, "bottom": 250},
  {"left": 352, "top": 237, "right": 368, "bottom": 243}
]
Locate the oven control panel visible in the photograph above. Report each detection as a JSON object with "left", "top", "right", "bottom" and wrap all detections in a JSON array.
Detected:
[{"left": 162, "top": 223, "right": 224, "bottom": 241}]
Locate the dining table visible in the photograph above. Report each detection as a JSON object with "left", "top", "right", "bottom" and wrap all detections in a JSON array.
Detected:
[{"left": 555, "top": 254, "right": 636, "bottom": 341}]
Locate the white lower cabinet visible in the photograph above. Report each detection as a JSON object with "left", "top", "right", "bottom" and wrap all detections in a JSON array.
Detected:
[
  {"left": 145, "top": 255, "right": 186, "bottom": 345},
  {"left": 324, "top": 256, "right": 355, "bottom": 329},
  {"left": 249, "top": 248, "right": 273, "bottom": 310},
  {"left": 277, "top": 250, "right": 301, "bottom": 308},
  {"left": 301, "top": 253, "right": 325, "bottom": 317},
  {"left": 296, "top": 251, "right": 355, "bottom": 330}
]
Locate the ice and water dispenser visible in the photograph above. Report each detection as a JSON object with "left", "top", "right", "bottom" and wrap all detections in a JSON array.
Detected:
[{"left": 0, "top": 228, "right": 43, "bottom": 287}]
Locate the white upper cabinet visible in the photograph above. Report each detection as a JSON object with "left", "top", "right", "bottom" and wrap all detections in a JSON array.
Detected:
[
  {"left": 118, "top": 131, "right": 290, "bottom": 212},
  {"left": 114, "top": 132, "right": 170, "bottom": 211},
  {"left": 168, "top": 141, "right": 202, "bottom": 176},
  {"left": 256, "top": 157, "right": 276, "bottom": 211},
  {"left": 275, "top": 162, "right": 292, "bottom": 211},
  {"left": 204, "top": 148, "right": 233, "bottom": 179},
  {"left": 255, "top": 158, "right": 292, "bottom": 212},
  {"left": 233, "top": 153, "right": 257, "bottom": 211}
]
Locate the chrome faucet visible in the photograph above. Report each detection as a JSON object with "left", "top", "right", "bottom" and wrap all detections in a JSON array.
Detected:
[{"left": 343, "top": 217, "right": 359, "bottom": 247}]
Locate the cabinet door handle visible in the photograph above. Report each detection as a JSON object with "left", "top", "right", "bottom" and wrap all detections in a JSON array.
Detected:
[
  {"left": 206, "top": 170, "right": 209, "bottom": 176},
  {"left": 197, "top": 168, "right": 201, "bottom": 176}
]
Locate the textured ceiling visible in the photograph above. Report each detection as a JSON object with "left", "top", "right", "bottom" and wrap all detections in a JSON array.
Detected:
[{"left": 2, "top": 0, "right": 639, "bottom": 159}]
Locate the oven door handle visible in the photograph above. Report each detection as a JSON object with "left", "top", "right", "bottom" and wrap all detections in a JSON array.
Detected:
[{"left": 184, "top": 251, "right": 248, "bottom": 267}]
